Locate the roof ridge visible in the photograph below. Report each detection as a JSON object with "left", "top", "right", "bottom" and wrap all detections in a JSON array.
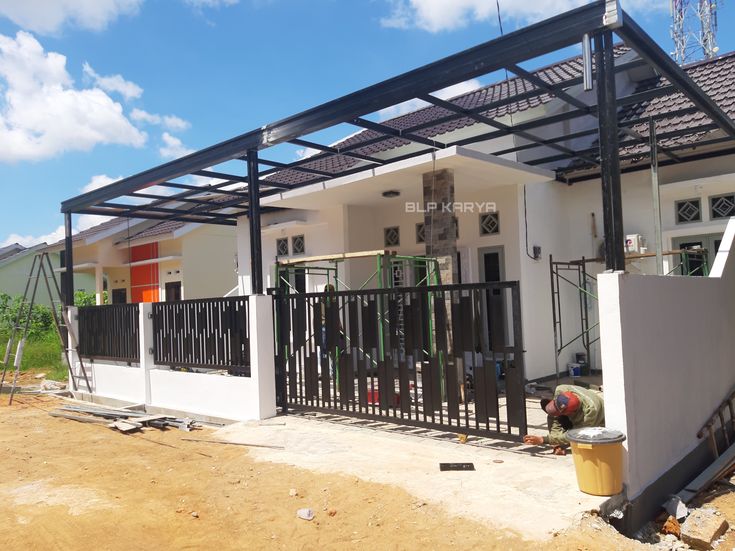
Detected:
[{"left": 681, "top": 50, "right": 735, "bottom": 71}]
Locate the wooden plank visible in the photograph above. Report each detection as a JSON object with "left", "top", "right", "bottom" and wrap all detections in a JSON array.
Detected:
[
  {"left": 277, "top": 249, "right": 395, "bottom": 266},
  {"left": 678, "top": 443, "right": 735, "bottom": 503},
  {"left": 108, "top": 420, "right": 142, "bottom": 433}
]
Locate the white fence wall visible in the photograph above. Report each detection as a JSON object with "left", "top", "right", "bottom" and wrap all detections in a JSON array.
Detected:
[
  {"left": 69, "top": 296, "right": 277, "bottom": 422},
  {"left": 600, "top": 218, "right": 735, "bottom": 501}
]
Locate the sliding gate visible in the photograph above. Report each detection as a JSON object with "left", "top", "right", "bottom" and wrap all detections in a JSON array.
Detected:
[{"left": 273, "top": 282, "right": 527, "bottom": 440}]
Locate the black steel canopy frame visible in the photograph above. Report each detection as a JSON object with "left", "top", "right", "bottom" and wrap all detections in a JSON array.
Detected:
[{"left": 59, "top": 0, "right": 735, "bottom": 304}]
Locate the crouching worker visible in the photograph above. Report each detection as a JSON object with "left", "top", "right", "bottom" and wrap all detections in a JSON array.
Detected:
[{"left": 522, "top": 385, "right": 604, "bottom": 455}]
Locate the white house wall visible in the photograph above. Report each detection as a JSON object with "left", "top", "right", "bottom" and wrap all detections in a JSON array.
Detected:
[
  {"left": 600, "top": 218, "right": 735, "bottom": 501},
  {"left": 237, "top": 205, "right": 348, "bottom": 294}
]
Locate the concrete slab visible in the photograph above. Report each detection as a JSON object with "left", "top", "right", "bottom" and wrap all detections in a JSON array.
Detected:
[{"left": 215, "top": 406, "right": 605, "bottom": 540}]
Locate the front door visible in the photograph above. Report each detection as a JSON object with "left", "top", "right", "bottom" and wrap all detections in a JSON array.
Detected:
[
  {"left": 672, "top": 233, "right": 724, "bottom": 276},
  {"left": 165, "top": 281, "right": 182, "bottom": 302},
  {"left": 478, "top": 247, "right": 506, "bottom": 351},
  {"left": 111, "top": 288, "right": 127, "bottom": 304}
]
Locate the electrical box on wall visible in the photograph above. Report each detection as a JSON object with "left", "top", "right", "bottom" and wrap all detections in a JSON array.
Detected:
[{"left": 624, "top": 234, "right": 645, "bottom": 254}]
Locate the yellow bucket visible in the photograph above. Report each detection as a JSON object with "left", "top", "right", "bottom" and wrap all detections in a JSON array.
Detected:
[{"left": 567, "top": 428, "right": 626, "bottom": 496}]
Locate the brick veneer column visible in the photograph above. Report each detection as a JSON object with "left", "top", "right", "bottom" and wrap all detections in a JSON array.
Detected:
[{"left": 422, "top": 168, "right": 458, "bottom": 285}]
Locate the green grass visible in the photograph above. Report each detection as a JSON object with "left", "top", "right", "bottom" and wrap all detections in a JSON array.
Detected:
[{"left": 0, "top": 330, "right": 67, "bottom": 382}]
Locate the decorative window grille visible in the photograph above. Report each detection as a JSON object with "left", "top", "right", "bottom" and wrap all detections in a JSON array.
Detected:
[
  {"left": 292, "top": 235, "right": 305, "bottom": 255},
  {"left": 675, "top": 199, "right": 701, "bottom": 224},
  {"left": 480, "top": 212, "right": 500, "bottom": 235},
  {"left": 276, "top": 238, "right": 289, "bottom": 256},
  {"left": 710, "top": 194, "right": 735, "bottom": 219},
  {"left": 416, "top": 223, "right": 425, "bottom": 244},
  {"left": 384, "top": 226, "right": 400, "bottom": 247}
]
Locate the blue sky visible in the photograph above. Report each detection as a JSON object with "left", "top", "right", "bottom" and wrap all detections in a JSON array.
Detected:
[{"left": 0, "top": 0, "right": 733, "bottom": 246}]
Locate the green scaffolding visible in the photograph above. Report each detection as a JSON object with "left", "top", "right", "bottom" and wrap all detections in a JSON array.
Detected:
[{"left": 274, "top": 249, "right": 442, "bottom": 390}]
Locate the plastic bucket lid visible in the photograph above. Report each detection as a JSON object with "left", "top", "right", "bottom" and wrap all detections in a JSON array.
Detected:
[{"left": 567, "top": 427, "right": 626, "bottom": 444}]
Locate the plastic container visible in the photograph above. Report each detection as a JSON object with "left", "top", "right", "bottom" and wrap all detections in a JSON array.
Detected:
[
  {"left": 567, "top": 427, "right": 626, "bottom": 496},
  {"left": 567, "top": 362, "right": 582, "bottom": 378}
]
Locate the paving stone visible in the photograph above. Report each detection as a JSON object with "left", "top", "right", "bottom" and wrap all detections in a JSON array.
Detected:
[{"left": 680, "top": 507, "right": 728, "bottom": 550}]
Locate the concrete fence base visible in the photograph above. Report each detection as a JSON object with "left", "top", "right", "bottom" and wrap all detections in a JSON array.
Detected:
[{"left": 67, "top": 294, "right": 277, "bottom": 422}]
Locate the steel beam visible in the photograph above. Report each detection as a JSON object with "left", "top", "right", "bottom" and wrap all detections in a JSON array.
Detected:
[
  {"left": 419, "top": 93, "right": 600, "bottom": 166},
  {"left": 76, "top": 208, "right": 238, "bottom": 226},
  {"left": 247, "top": 150, "right": 264, "bottom": 295},
  {"left": 193, "top": 169, "right": 249, "bottom": 183},
  {"left": 61, "top": 0, "right": 608, "bottom": 214},
  {"left": 289, "top": 138, "right": 386, "bottom": 165},
  {"left": 351, "top": 118, "right": 447, "bottom": 149},
  {"left": 595, "top": 31, "right": 625, "bottom": 271},
  {"left": 63, "top": 213, "right": 74, "bottom": 306},
  {"left": 616, "top": 10, "right": 735, "bottom": 138}
]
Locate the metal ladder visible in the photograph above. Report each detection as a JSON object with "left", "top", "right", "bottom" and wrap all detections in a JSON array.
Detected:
[{"left": 0, "top": 252, "right": 91, "bottom": 404}]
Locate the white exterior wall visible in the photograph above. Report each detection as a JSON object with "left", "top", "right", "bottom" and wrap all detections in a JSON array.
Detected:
[
  {"left": 238, "top": 206, "right": 348, "bottom": 294},
  {"left": 600, "top": 218, "right": 735, "bottom": 499}
]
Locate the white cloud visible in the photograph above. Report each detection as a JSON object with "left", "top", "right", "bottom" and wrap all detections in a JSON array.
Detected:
[
  {"left": 0, "top": 0, "right": 143, "bottom": 35},
  {"left": 295, "top": 147, "right": 320, "bottom": 160},
  {"left": 378, "top": 79, "right": 482, "bottom": 121},
  {"left": 131, "top": 108, "right": 190, "bottom": 131},
  {"left": 82, "top": 173, "right": 119, "bottom": 193},
  {"left": 0, "top": 225, "right": 66, "bottom": 248},
  {"left": 381, "top": 0, "right": 666, "bottom": 32},
  {"left": 159, "top": 132, "right": 194, "bottom": 159},
  {"left": 0, "top": 32, "right": 146, "bottom": 163},
  {"left": 82, "top": 62, "right": 143, "bottom": 101}
]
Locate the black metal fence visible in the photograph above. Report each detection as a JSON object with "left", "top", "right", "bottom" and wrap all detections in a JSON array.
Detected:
[
  {"left": 152, "top": 297, "right": 250, "bottom": 376},
  {"left": 78, "top": 304, "right": 140, "bottom": 362},
  {"left": 273, "top": 282, "right": 527, "bottom": 439}
]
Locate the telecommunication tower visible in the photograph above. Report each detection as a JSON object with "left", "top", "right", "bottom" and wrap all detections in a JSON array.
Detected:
[{"left": 670, "top": 0, "right": 721, "bottom": 64}]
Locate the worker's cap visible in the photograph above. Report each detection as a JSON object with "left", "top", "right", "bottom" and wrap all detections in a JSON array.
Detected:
[{"left": 553, "top": 391, "right": 580, "bottom": 414}]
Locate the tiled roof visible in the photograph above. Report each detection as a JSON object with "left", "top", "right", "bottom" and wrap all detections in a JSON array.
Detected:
[
  {"left": 264, "top": 47, "right": 630, "bottom": 187},
  {"left": 122, "top": 220, "right": 186, "bottom": 242},
  {"left": 616, "top": 51, "right": 735, "bottom": 158},
  {"left": 0, "top": 243, "right": 25, "bottom": 261},
  {"left": 72, "top": 217, "right": 129, "bottom": 243}
]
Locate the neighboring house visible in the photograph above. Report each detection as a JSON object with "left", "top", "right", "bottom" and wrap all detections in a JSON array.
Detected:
[
  {"left": 47, "top": 217, "right": 238, "bottom": 305},
  {"left": 0, "top": 243, "right": 26, "bottom": 261},
  {"left": 0, "top": 243, "right": 94, "bottom": 306},
  {"left": 233, "top": 48, "right": 735, "bottom": 381}
]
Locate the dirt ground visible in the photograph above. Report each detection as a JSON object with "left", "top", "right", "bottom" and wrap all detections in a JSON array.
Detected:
[{"left": 0, "top": 394, "right": 728, "bottom": 551}]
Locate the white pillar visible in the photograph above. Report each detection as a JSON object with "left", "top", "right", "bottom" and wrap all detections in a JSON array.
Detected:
[
  {"left": 65, "top": 306, "right": 86, "bottom": 391},
  {"left": 139, "top": 303, "right": 154, "bottom": 406},
  {"left": 236, "top": 217, "right": 253, "bottom": 295},
  {"left": 248, "top": 294, "right": 277, "bottom": 419},
  {"left": 95, "top": 265, "right": 104, "bottom": 305}
]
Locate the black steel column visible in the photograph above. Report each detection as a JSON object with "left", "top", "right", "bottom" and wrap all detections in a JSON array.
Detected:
[
  {"left": 247, "top": 149, "right": 264, "bottom": 294},
  {"left": 595, "top": 31, "right": 625, "bottom": 271},
  {"left": 63, "top": 212, "right": 74, "bottom": 305}
]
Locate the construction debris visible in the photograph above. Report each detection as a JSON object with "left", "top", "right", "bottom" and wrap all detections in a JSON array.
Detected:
[
  {"left": 48, "top": 403, "right": 198, "bottom": 433},
  {"left": 439, "top": 463, "right": 475, "bottom": 471},
  {"left": 680, "top": 507, "right": 728, "bottom": 550},
  {"left": 297, "top": 508, "right": 315, "bottom": 521},
  {"left": 664, "top": 496, "right": 689, "bottom": 521},
  {"left": 661, "top": 515, "right": 681, "bottom": 538}
]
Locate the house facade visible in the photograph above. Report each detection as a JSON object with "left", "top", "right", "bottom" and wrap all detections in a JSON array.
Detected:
[
  {"left": 47, "top": 218, "right": 237, "bottom": 305},
  {"left": 0, "top": 243, "right": 94, "bottom": 306},
  {"left": 232, "top": 51, "right": 735, "bottom": 381}
]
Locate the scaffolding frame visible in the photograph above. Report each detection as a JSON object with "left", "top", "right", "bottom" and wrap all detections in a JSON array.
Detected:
[
  {"left": 549, "top": 247, "right": 710, "bottom": 383},
  {"left": 273, "top": 249, "right": 443, "bottom": 386}
]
